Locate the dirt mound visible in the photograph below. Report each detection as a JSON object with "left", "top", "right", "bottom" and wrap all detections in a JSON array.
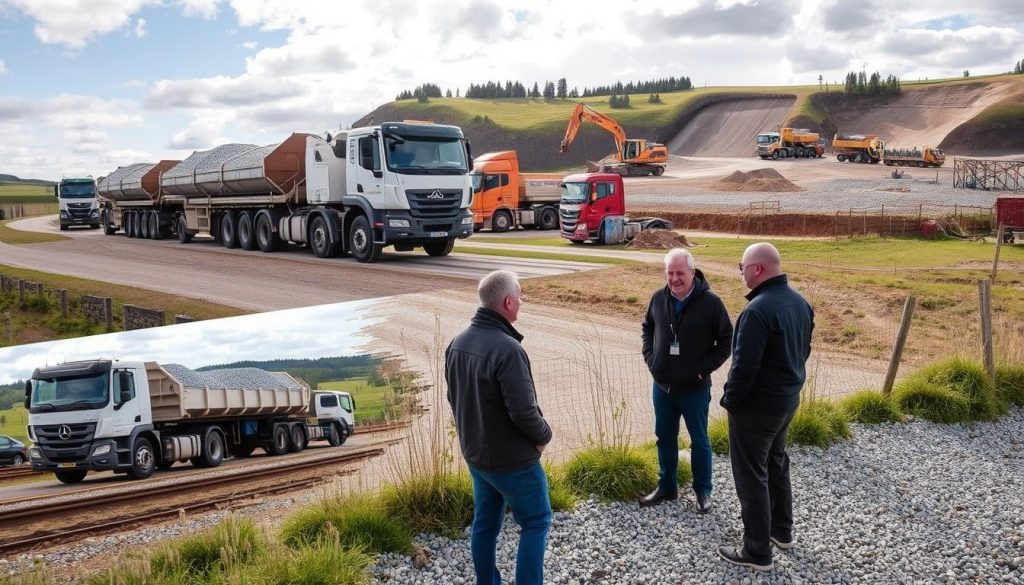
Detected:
[
  {"left": 711, "top": 168, "right": 802, "bottom": 192},
  {"left": 628, "top": 229, "right": 692, "bottom": 249}
]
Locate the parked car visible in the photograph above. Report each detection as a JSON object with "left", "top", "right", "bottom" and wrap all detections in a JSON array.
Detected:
[{"left": 0, "top": 435, "right": 28, "bottom": 466}]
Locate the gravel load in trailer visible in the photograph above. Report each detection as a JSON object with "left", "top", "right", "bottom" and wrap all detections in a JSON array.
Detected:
[
  {"left": 96, "top": 160, "right": 179, "bottom": 203},
  {"left": 150, "top": 363, "right": 309, "bottom": 422}
]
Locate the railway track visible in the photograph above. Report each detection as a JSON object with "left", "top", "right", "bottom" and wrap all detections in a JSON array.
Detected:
[
  {"left": 0, "top": 466, "right": 44, "bottom": 481},
  {"left": 0, "top": 445, "right": 387, "bottom": 555}
]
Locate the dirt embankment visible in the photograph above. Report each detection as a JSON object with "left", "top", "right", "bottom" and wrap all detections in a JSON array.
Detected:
[
  {"left": 940, "top": 93, "right": 1024, "bottom": 155},
  {"left": 710, "top": 168, "right": 802, "bottom": 192},
  {"left": 667, "top": 96, "right": 795, "bottom": 157}
]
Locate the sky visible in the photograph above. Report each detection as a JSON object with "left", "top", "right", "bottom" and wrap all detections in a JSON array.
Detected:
[
  {"left": 0, "top": 298, "right": 383, "bottom": 383},
  {"left": 0, "top": 0, "right": 1022, "bottom": 181}
]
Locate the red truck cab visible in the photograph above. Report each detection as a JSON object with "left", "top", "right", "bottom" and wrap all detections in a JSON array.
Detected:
[{"left": 558, "top": 172, "right": 626, "bottom": 242}]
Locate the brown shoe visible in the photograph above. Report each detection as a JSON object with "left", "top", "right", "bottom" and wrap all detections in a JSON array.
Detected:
[
  {"left": 638, "top": 488, "right": 678, "bottom": 507},
  {"left": 695, "top": 491, "right": 712, "bottom": 514}
]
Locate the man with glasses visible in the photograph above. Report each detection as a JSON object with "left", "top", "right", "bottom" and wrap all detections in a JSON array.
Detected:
[
  {"left": 719, "top": 243, "right": 814, "bottom": 572},
  {"left": 640, "top": 248, "right": 733, "bottom": 513},
  {"left": 446, "top": 269, "right": 552, "bottom": 585}
]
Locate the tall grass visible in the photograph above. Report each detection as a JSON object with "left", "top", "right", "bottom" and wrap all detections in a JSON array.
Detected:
[
  {"left": 563, "top": 444, "right": 658, "bottom": 502},
  {"left": 839, "top": 389, "right": 903, "bottom": 424},
  {"left": 788, "top": 400, "right": 851, "bottom": 448},
  {"left": 280, "top": 493, "right": 412, "bottom": 554},
  {"left": 150, "top": 517, "right": 265, "bottom": 578},
  {"left": 893, "top": 379, "right": 972, "bottom": 423},
  {"left": 903, "top": 357, "right": 1004, "bottom": 421},
  {"left": 995, "top": 363, "right": 1024, "bottom": 407},
  {"left": 233, "top": 540, "right": 373, "bottom": 585},
  {"left": 708, "top": 417, "right": 730, "bottom": 455}
]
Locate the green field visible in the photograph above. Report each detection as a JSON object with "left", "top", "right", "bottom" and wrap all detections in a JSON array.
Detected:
[
  {"left": 0, "top": 183, "right": 54, "bottom": 204},
  {"left": 0, "top": 405, "right": 29, "bottom": 442},
  {"left": 318, "top": 377, "right": 396, "bottom": 424}
]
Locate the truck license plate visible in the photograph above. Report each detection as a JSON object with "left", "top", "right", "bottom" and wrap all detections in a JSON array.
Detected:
[
  {"left": 429, "top": 231, "right": 448, "bottom": 238},
  {"left": 58, "top": 463, "right": 76, "bottom": 468}
]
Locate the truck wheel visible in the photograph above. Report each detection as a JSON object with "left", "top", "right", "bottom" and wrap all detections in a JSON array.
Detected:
[
  {"left": 150, "top": 211, "right": 163, "bottom": 240},
  {"left": 538, "top": 207, "right": 559, "bottom": 230},
  {"left": 837, "top": 154, "right": 846, "bottom": 162},
  {"left": 12, "top": 454, "right": 24, "bottom": 466},
  {"left": 102, "top": 210, "right": 116, "bottom": 235},
  {"left": 289, "top": 425, "right": 307, "bottom": 453},
  {"left": 348, "top": 215, "right": 381, "bottom": 262},
  {"left": 55, "top": 469, "right": 88, "bottom": 484},
  {"left": 327, "top": 423, "right": 345, "bottom": 446},
  {"left": 139, "top": 212, "right": 150, "bottom": 239},
  {"left": 423, "top": 239, "right": 455, "bottom": 257},
  {"left": 652, "top": 166, "right": 665, "bottom": 176},
  {"left": 492, "top": 210, "right": 512, "bottom": 233},
  {"left": 123, "top": 212, "right": 133, "bottom": 237},
  {"left": 269, "top": 424, "right": 290, "bottom": 456},
  {"left": 176, "top": 215, "right": 193, "bottom": 243},
  {"left": 256, "top": 213, "right": 281, "bottom": 252},
  {"left": 221, "top": 212, "right": 239, "bottom": 248},
  {"left": 310, "top": 215, "right": 341, "bottom": 258},
  {"left": 195, "top": 428, "right": 225, "bottom": 468},
  {"left": 126, "top": 437, "right": 156, "bottom": 480},
  {"left": 771, "top": 151, "right": 780, "bottom": 160},
  {"left": 237, "top": 211, "right": 257, "bottom": 250}
]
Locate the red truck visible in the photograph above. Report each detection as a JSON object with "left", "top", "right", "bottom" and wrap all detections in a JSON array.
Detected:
[
  {"left": 558, "top": 172, "right": 672, "bottom": 244},
  {"left": 996, "top": 196, "right": 1024, "bottom": 244}
]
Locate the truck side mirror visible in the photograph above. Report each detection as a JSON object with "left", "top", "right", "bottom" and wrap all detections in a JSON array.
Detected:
[
  {"left": 465, "top": 139, "right": 473, "bottom": 168},
  {"left": 53, "top": 185, "right": 59, "bottom": 198},
  {"left": 24, "top": 380, "right": 31, "bottom": 409},
  {"left": 118, "top": 371, "right": 133, "bottom": 403}
]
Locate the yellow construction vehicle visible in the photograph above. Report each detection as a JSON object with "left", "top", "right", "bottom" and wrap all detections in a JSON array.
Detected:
[
  {"left": 832, "top": 133, "right": 884, "bottom": 164},
  {"left": 560, "top": 102, "right": 668, "bottom": 176}
]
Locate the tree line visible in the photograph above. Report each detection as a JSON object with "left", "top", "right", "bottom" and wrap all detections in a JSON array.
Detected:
[
  {"left": 197, "top": 355, "right": 380, "bottom": 389},
  {"left": 1015, "top": 59, "right": 1024, "bottom": 74},
  {"left": 396, "top": 75, "right": 693, "bottom": 102},
  {"left": 843, "top": 71, "right": 901, "bottom": 96}
]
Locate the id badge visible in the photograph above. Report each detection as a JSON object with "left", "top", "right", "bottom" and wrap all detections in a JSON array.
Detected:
[{"left": 669, "top": 341, "right": 680, "bottom": 356}]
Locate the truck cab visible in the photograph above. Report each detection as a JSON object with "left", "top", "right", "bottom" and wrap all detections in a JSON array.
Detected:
[
  {"left": 558, "top": 172, "right": 625, "bottom": 243},
  {"left": 469, "top": 151, "right": 561, "bottom": 232},
  {"left": 55, "top": 176, "right": 100, "bottom": 230}
]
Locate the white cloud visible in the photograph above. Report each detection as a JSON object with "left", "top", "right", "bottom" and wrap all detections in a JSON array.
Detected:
[
  {"left": 179, "top": 0, "right": 219, "bottom": 19},
  {"left": 5, "top": 0, "right": 152, "bottom": 49},
  {"left": 167, "top": 113, "right": 234, "bottom": 149},
  {"left": 241, "top": 40, "right": 258, "bottom": 50},
  {"left": 135, "top": 17, "right": 147, "bottom": 38},
  {"left": 0, "top": 59, "right": 6, "bottom": 76},
  {"left": 879, "top": 25, "right": 1022, "bottom": 69}
]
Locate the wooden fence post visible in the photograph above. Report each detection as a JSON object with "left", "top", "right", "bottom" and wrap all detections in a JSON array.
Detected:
[
  {"left": 104, "top": 297, "right": 113, "bottom": 332},
  {"left": 59, "top": 289, "right": 68, "bottom": 318},
  {"left": 978, "top": 279, "right": 995, "bottom": 382},
  {"left": 991, "top": 225, "right": 1005, "bottom": 282},
  {"left": 883, "top": 296, "right": 917, "bottom": 395}
]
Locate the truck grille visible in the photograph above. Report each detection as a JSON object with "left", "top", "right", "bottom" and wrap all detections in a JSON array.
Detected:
[
  {"left": 406, "top": 190, "right": 462, "bottom": 219},
  {"left": 67, "top": 203, "right": 92, "bottom": 219},
  {"left": 33, "top": 422, "right": 97, "bottom": 462},
  {"left": 560, "top": 208, "right": 580, "bottom": 235}
]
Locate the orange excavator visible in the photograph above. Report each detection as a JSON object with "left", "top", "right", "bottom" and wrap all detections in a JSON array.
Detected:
[{"left": 560, "top": 102, "right": 668, "bottom": 176}]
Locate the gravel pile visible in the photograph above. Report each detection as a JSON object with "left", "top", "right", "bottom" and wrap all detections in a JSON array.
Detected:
[{"left": 373, "top": 408, "right": 1024, "bottom": 584}]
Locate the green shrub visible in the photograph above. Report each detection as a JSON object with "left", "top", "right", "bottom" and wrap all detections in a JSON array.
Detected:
[
  {"left": 235, "top": 540, "right": 372, "bottom": 585},
  {"left": 995, "top": 363, "right": 1024, "bottom": 406},
  {"left": 839, "top": 389, "right": 903, "bottom": 424},
  {"left": 151, "top": 516, "right": 265, "bottom": 578},
  {"left": 281, "top": 493, "right": 412, "bottom": 555},
  {"left": 638, "top": 440, "right": 693, "bottom": 487},
  {"left": 544, "top": 463, "right": 579, "bottom": 512},
  {"left": 380, "top": 471, "right": 475, "bottom": 537},
  {"left": 906, "top": 357, "right": 1003, "bottom": 421},
  {"left": 788, "top": 400, "right": 850, "bottom": 448},
  {"left": 563, "top": 444, "right": 657, "bottom": 502},
  {"left": 708, "top": 417, "right": 729, "bottom": 455},
  {"left": 893, "top": 379, "right": 972, "bottom": 423}
]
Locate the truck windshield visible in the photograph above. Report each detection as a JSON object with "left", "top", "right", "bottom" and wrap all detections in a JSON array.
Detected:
[
  {"left": 30, "top": 372, "right": 109, "bottom": 413},
  {"left": 60, "top": 182, "right": 96, "bottom": 198},
  {"left": 756, "top": 135, "right": 776, "bottom": 145},
  {"left": 385, "top": 136, "right": 468, "bottom": 175},
  {"left": 560, "top": 182, "right": 589, "bottom": 204}
]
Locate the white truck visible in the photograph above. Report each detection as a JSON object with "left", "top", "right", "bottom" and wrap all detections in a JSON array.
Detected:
[
  {"left": 55, "top": 176, "right": 100, "bottom": 230},
  {"left": 96, "top": 121, "right": 475, "bottom": 262},
  {"left": 25, "top": 359, "right": 356, "bottom": 484}
]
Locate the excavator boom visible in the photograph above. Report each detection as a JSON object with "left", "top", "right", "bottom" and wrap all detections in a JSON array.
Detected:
[
  {"left": 559, "top": 102, "right": 668, "bottom": 174},
  {"left": 560, "top": 102, "right": 627, "bottom": 155}
]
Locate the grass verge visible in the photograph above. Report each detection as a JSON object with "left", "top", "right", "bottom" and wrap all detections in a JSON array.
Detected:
[
  {"left": 0, "top": 219, "right": 68, "bottom": 244},
  {"left": 839, "top": 389, "right": 903, "bottom": 424}
]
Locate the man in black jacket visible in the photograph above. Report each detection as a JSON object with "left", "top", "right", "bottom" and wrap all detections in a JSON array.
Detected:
[
  {"left": 640, "top": 248, "right": 733, "bottom": 512},
  {"left": 446, "top": 269, "right": 552, "bottom": 585},
  {"left": 718, "top": 242, "right": 814, "bottom": 572}
]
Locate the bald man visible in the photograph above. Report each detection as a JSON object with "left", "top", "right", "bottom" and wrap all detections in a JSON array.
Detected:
[{"left": 718, "top": 243, "right": 814, "bottom": 572}]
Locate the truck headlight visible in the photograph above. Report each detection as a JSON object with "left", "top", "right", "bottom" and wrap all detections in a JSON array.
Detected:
[
  {"left": 29, "top": 447, "right": 42, "bottom": 459},
  {"left": 60, "top": 211, "right": 69, "bottom": 218},
  {"left": 460, "top": 216, "right": 474, "bottom": 225},
  {"left": 91, "top": 444, "right": 111, "bottom": 456},
  {"left": 388, "top": 219, "right": 411, "bottom": 228}
]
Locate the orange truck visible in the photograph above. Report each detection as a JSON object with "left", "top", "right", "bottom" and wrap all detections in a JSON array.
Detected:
[
  {"left": 469, "top": 151, "right": 562, "bottom": 232},
  {"left": 883, "top": 146, "right": 945, "bottom": 168},
  {"left": 755, "top": 128, "right": 823, "bottom": 160},
  {"left": 832, "top": 133, "right": 884, "bottom": 164}
]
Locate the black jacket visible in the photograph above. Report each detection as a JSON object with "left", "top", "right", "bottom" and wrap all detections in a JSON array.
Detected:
[
  {"left": 642, "top": 270, "right": 733, "bottom": 394},
  {"left": 445, "top": 308, "right": 552, "bottom": 472},
  {"left": 721, "top": 275, "right": 815, "bottom": 414}
]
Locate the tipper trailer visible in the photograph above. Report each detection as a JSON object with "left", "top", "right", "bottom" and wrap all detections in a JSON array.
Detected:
[
  {"left": 25, "top": 360, "right": 356, "bottom": 484},
  {"left": 883, "top": 146, "right": 946, "bottom": 168},
  {"left": 96, "top": 122, "right": 475, "bottom": 263},
  {"left": 755, "top": 128, "right": 824, "bottom": 160},
  {"left": 833, "top": 133, "right": 884, "bottom": 164},
  {"left": 469, "top": 151, "right": 561, "bottom": 232}
]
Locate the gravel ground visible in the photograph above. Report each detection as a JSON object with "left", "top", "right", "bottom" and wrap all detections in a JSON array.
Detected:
[{"left": 373, "top": 408, "right": 1024, "bottom": 585}]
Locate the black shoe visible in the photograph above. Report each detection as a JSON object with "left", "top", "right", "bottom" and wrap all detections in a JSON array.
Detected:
[
  {"left": 695, "top": 492, "right": 712, "bottom": 514},
  {"left": 770, "top": 535, "right": 795, "bottom": 550},
  {"left": 717, "top": 545, "right": 773, "bottom": 572},
  {"left": 638, "top": 488, "right": 677, "bottom": 507}
]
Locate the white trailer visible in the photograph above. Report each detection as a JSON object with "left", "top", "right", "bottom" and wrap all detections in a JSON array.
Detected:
[{"left": 25, "top": 360, "right": 356, "bottom": 484}]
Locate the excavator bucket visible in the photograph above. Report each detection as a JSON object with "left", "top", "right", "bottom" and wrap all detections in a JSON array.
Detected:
[{"left": 586, "top": 161, "right": 602, "bottom": 173}]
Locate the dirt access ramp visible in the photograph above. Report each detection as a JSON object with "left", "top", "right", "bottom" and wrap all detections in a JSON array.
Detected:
[
  {"left": 828, "top": 79, "right": 1022, "bottom": 148},
  {"left": 667, "top": 96, "right": 795, "bottom": 157}
]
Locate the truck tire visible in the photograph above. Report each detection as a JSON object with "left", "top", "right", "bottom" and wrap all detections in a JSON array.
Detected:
[
  {"left": 289, "top": 425, "right": 307, "bottom": 453},
  {"left": 652, "top": 166, "right": 665, "bottom": 176},
  {"left": 256, "top": 213, "right": 281, "bottom": 252},
  {"left": 55, "top": 469, "right": 88, "bottom": 484},
  {"left": 127, "top": 437, "right": 156, "bottom": 480},
  {"left": 837, "top": 154, "right": 846, "bottom": 162},
  {"left": 269, "top": 424, "right": 290, "bottom": 456},
  {"left": 310, "top": 215, "right": 341, "bottom": 258},
  {"left": 139, "top": 212, "right": 150, "bottom": 239},
  {"left": 237, "top": 211, "right": 257, "bottom": 250},
  {"left": 423, "top": 239, "right": 455, "bottom": 257},
  {"left": 150, "top": 211, "right": 163, "bottom": 240},
  {"left": 176, "top": 215, "right": 193, "bottom": 243},
  {"left": 349, "top": 215, "right": 381, "bottom": 262},
  {"left": 220, "top": 212, "right": 239, "bottom": 249},
  {"left": 771, "top": 151, "right": 780, "bottom": 160},
  {"left": 327, "top": 423, "right": 345, "bottom": 446},
  {"left": 102, "top": 210, "right": 116, "bottom": 235},
  {"left": 492, "top": 210, "right": 512, "bottom": 233},
  {"left": 123, "top": 212, "right": 134, "bottom": 237},
  {"left": 194, "top": 428, "right": 225, "bottom": 468},
  {"left": 537, "top": 207, "right": 559, "bottom": 230}
]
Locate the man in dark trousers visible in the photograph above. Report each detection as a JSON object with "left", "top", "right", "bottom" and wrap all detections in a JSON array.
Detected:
[
  {"left": 445, "top": 269, "right": 552, "bottom": 585},
  {"left": 719, "top": 242, "right": 814, "bottom": 572},
  {"left": 640, "top": 248, "right": 733, "bottom": 513}
]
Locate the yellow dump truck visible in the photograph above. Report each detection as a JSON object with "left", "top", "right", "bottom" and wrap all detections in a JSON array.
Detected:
[
  {"left": 883, "top": 147, "right": 945, "bottom": 168},
  {"left": 832, "top": 133, "right": 884, "bottom": 164},
  {"left": 756, "top": 128, "right": 823, "bottom": 160}
]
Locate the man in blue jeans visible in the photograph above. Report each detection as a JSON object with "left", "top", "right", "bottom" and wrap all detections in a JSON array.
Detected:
[
  {"left": 640, "top": 248, "right": 733, "bottom": 512},
  {"left": 446, "top": 270, "right": 553, "bottom": 585}
]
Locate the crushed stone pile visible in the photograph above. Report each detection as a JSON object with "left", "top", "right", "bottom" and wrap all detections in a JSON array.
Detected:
[
  {"left": 628, "top": 229, "right": 692, "bottom": 249},
  {"left": 711, "top": 168, "right": 802, "bottom": 192}
]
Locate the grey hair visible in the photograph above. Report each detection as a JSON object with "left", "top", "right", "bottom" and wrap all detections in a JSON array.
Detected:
[
  {"left": 663, "top": 247, "right": 694, "bottom": 270},
  {"left": 478, "top": 270, "right": 520, "bottom": 310}
]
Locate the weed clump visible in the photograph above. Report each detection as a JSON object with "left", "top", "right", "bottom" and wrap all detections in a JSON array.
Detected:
[
  {"left": 379, "top": 471, "right": 475, "bottom": 537},
  {"left": 895, "top": 357, "right": 1002, "bottom": 422},
  {"left": 564, "top": 444, "right": 657, "bottom": 502},
  {"left": 281, "top": 493, "right": 412, "bottom": 555},
  {"left": 893, "top": 379, "right": 972, "bottom": 423},
  {"left": 995, "top": 363, "right": 1024, "bottom": 407},
  {"left": 708, "top": 417, "right": 729, "bottom": 456},
  {"left": 840, "top": 389, "right": 903, "bottom": 424},
  {"left": 788, "top": 400, "right": 851, "bottom": 448}
]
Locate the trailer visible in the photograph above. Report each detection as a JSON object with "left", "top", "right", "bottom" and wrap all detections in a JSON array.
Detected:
[
  {"left": 96, "top": 123, "right": 475, "bottom": 263},
  {"left": 883, "top": 146, "right": 945, "bottom": 168},
  {"left": 833, "top": 133, "right": 884, "bottom": 164},
  {"left": 470, "top": 151, "right": 561, "bottom": 232},
  {"left": 996, "top": 196, "right": 1024, "bottom": 244},
  {"left": 25, "top": 360, "right": 356, "bottom": 484}
]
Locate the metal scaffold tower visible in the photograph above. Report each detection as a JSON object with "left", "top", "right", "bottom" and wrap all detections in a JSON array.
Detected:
[{"left": 953, "top": 158, "right": 1024, "bottom": 191}]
